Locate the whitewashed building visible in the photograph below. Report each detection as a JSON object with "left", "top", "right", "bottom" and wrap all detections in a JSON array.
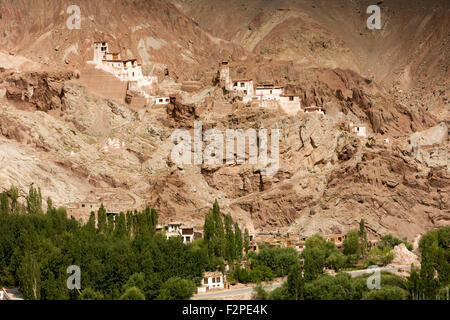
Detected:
[
  {"left": 353, "top": 125, "right": 367, "bottom": 138},
  {"left": 201, "top": 271, "right": 225, "bottom": 290},
  {"left": 88, "top": 41, "right": 157, "bottom": 99},
  {"left": 155, "top": 97, "right": 171, "bottom": 105},
  {"left": 305, "top": 106, "right": 325, "bottom": 115},
  {"left": 279, "top": 94, "right": 302, "bottom": 115}
]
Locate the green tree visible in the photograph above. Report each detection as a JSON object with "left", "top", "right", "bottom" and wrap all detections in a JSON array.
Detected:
[
  {"left": 26, "top": 185, "right": 43, "bottom": 215},
  {"left": 203, "top": 210, "right": 215, "bottom": 259},
  {"left": 8, "top": 185, "right": 19, "bottom": 213},
  {"left": 212, "top": 200, "right": 225, "bottom": 257},
  {"left": 302, "top": 247, "right": 325, "bottom": 281},
  {"left": 0, "top": 192, "right": 9, "bottom": 215},
  {"left": 114, "top": 212, "right": 126, "bottom": 238},
  {"left": 287, "top": 264, "right": 304, "bottom": 300},
  {"left": 224, "top": 214, "right": 235, "bottom": 263},
  {"left": 326, "top": 251, "right": 346, "bottom": 272},
  {"left": 343, "top": 230, "right": 360, "bottom": 257},
  {"left": 234, "top": 223, "right": 243, "bottom": 262},
  {"left": 407, "top": 264, "right": 421, "bottom": 300},
  {"left": 97, "top": 204, "right": 107, "bottom": 234},
  {"left": 80, "top": 287, "right": 104, "bottom": 300},
  {"left": 244, "top": 228, "right": 250, "bottom": 256},
  {"left": 120, "top": 287, "right": 145, "bottom": 300},
  {"left": 156, "top": 277, "right": 196, "bottom": 300},
  {"left": 362, "top": 286, "right": 407, "bottom": 300},
  {"left": 359, "top": 219, "right": 368, "bottom": 257}
]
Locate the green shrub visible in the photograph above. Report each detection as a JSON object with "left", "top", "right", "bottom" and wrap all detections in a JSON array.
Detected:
[{"left": 362, "top": 286, "right": 408, "bottom": 300}]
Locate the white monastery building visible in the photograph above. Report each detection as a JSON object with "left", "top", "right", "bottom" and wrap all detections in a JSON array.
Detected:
[{"left": 89, "top": 42, "right": 157, "bottom": 99}]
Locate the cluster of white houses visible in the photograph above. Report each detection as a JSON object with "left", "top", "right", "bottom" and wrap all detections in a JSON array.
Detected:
[{"left": 220, "top": 61, "right": 321, "bottom": 116}]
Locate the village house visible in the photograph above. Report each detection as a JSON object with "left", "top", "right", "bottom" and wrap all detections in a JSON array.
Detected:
[
  {"left": 198, "top": 271, "right": 225, "bottom": 292},
  {"left": 353, "top": 124, "right": 367, "bottom": 138},
  {"left": 254, "top": 83, "right": 284, "bottom": 100},
  {"left": 155, "top": 96, "right": 176, "bottom": 105},
  {"left": 304, "top": 106, "right": 325, "bottom": 115},
  {"left": 279, "top": 93, "right": 302, "bottom": 115},
  {"left": 156, "top": 222, "right": 201, "bottom": 243},
  {"left": 324, "top": 233, "right": 348, "bottom": 248}
]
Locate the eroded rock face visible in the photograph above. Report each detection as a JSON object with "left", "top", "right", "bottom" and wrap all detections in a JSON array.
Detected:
[{"left": 2, "top": 71, "right": 73, "bottom": 111}]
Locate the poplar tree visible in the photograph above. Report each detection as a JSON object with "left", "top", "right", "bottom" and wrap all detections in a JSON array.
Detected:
[
  {"left": 0, "top": 192, "right": 8, "bottom": 215},
  {"left": 97, "top": 204, "right": 107, "bottom": 234},
  {"left": 212, "top": 200, "right": 225, "bottom": 257},
  {"left": 224, "top": 214, "right": 235, "bottom": 263},
  {"left": 150, "top": 208, "right": 158, "bottom": 233},
  {"left": 244, "top": 228, "right": 250, "bottom": 255},
  {"left": 234, "top": 222, "right": 243, "bottom": 262},
  {"left": 203, "top": 209, "right": 215, "bottom": 259},
  {"left": 115, "top": 212, "right": 126, "bottom": 238},
  {"left": 26, "top": 185, "right": 43, "bottom": 215},
  {"left": 8, "top": 185, "right": 19, "bottom": 214},
  {"left": 359, "top": 219, "right": 368, "bottom": 257}
]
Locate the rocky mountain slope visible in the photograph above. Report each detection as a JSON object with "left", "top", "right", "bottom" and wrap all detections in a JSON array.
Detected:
[{"left": 0, "top": 0, "right": 448, "bottom": 241}]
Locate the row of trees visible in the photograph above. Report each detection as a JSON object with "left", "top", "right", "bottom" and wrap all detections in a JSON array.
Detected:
[
  {"left": 254, "top": 226, "right": 449, "bottom": 300},
  {"left": 203, "top": 200, "right": 250, "bottom": 266},
  {"left": 0, "top": 186, "right": 210, "bottom": 300}
]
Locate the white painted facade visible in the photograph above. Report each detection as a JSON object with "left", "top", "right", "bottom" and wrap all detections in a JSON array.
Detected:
[
  {"left": 354, "top": 125, "right": 367, "bottom": 137},
  {"left": 232, "top": 80, "right": 254, "bottom": 98},
  {"left": 219, "top": 64, "right": 232, "bottom": 91},
  {"left": 255, "top": 86, "right": 283, "bottom": 100},
  {"left": 279, "top": 95, "right": 302, "bottom": 115},
  {"left": 88, "top": 42, "right": 157, "bottom": 99},
  {"left": 305, "top": 106, "right": 325, "bottom": 115},
  {"left": 201, "top": 272, "right": 224, "bottom": 290},
  {"left": 155, "top": 97, "right": 170, "bottom": 105}
]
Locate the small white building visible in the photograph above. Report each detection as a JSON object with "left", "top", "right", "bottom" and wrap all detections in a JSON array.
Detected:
[
  {"left": 200, "top": 272, "right": 225, "bottom": 290},
  {"left": 155, "top": 97, "right": 170, "bottom": 105},
  {"left": 305, "top": 106, "right": 325, "bottom": 115},
  {"left": 181, "top": 227, "right": 195, "bottom": 244},
  {"left": 219, "top": 62, "right": 232, "bottom": 91},
  {"left": 232, "top": 79, "right": 254, "bottom": 97},
  {"left": 255, "top": 84, "right": 284, "bottom": 100},
  {"left": 353, "top": 125, "right": 367, "bottom": 138},
  {"left": 279, "top": 94, "right": 302, "bottom": 115}
]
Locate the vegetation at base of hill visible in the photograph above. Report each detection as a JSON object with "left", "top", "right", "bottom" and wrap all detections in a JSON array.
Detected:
[
  {"left": 254, "top": 226, "right": 450, "bottom": 301},
  {"left": 1, "top": 186, "right": 448, "bottom": 300},
  {"left": 0, "top": 186, "right": 206, "bottom": 300}
]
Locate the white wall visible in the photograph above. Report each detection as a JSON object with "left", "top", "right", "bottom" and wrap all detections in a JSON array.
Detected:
[
  {"left": 156, "top": 97, "right": 170, "bottom": 105},
  {"left": 279, "top": 96, "right": 301, "bottom": 115},
  {"left": 201, "top": 275, "right": 224, "bottom": 289}
]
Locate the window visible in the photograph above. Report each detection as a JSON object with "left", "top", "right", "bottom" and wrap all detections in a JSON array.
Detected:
[
  {"left": 240, "top": 83, "right": 245, "bottom": 87},
  {"left": 244, "top": 90, "right": 247, "bottom": 94},
  {"left": 289, "top": 96, "right": 294, "bottom": 101},
  {"left": 204, "top": 277, "right": 208, "bottom": 284},
  {"left": 159, "top": 99, "right": 163, "bottom": 102},
  {"left": 81, "top": 204, "right": 85, "bottom": 208},
  {"left": 270, "top": 90, "right": 273, "bottom": 94},
  {"left": 212, "top": 277, "right": 216, "bottom": 283}
]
